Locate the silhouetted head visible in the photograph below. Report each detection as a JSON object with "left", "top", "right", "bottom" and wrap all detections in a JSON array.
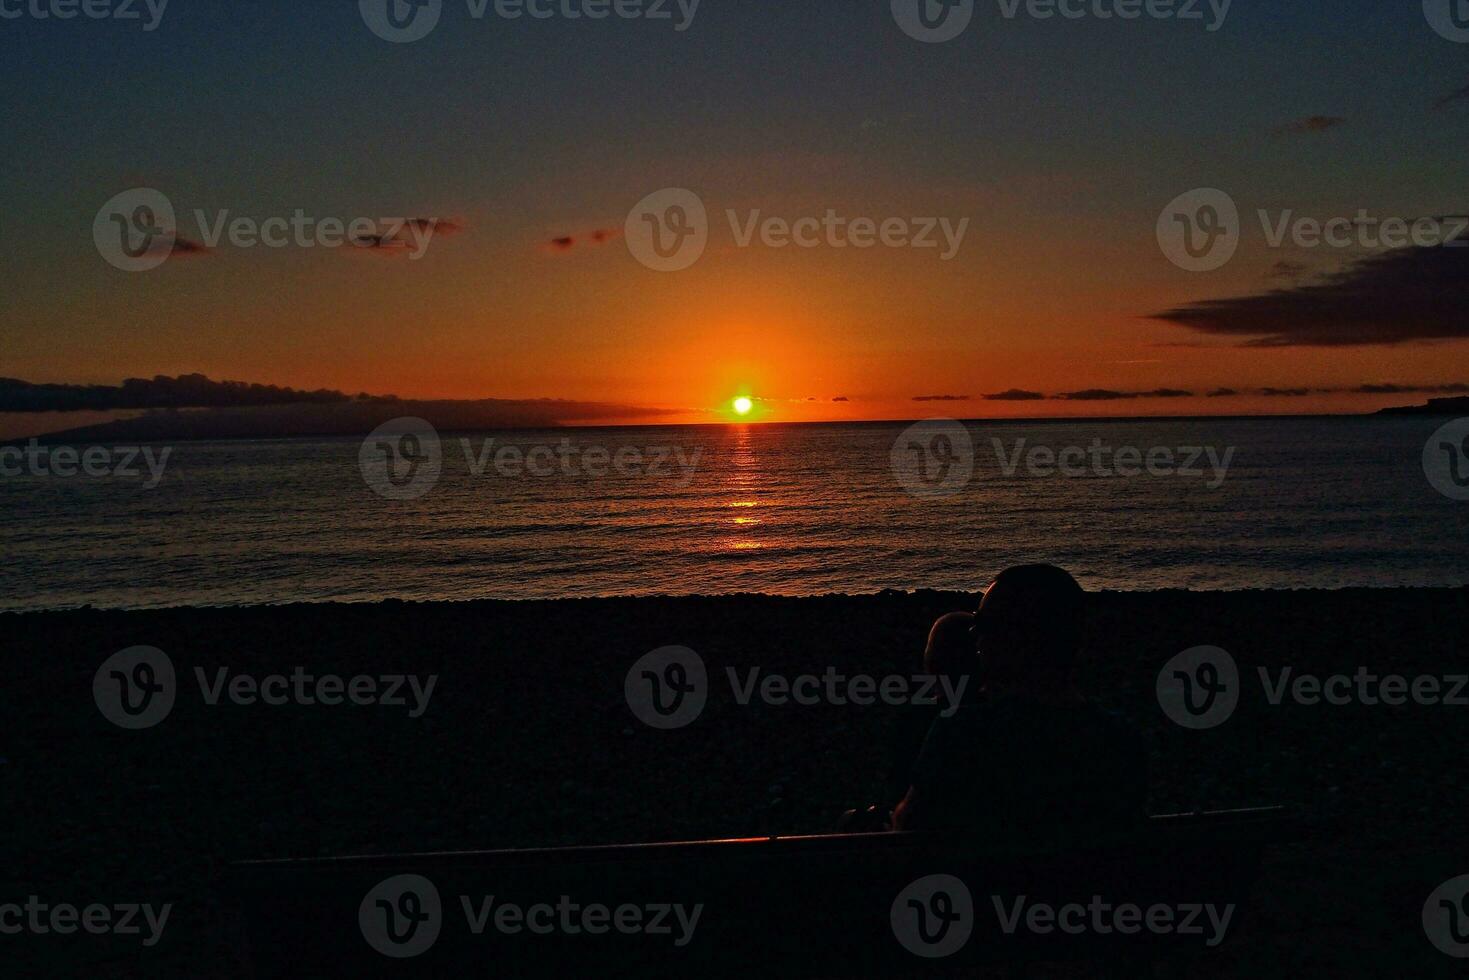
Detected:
[
  {"left": 924, "top": 611, "right": 977, "bottom": 681},
  {"left": 973, "top": 564, "right": 1085, "bottom": 689}
]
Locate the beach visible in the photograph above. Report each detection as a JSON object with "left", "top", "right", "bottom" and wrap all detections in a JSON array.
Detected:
[{"left": 8, "top": 588, "right": 1467, "bottom": 977}]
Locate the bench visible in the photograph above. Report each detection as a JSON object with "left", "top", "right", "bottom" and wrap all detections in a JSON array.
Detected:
[{"left": 228, "top": 806, "right": 1298, "bottom": 977}]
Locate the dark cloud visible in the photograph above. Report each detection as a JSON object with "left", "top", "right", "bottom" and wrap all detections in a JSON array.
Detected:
[
  {"left": 170, "top": 236, "right": 210, "bottom": 256},
  {"left": 1259, "top": 387, "right": 1312, "bottom": 397},
  {"left": 983, "top": 388, "right": 1045, "bottom": 401},
  {"left": 832, "top": 396, "right": 850, "bottom": 402},
  {"left": 1148, "top": 244, "right": 1469, "bottom": 347},
  {"left": 1054, "top": 389, "right": 1137, "bottom": 401},
  {"left": 912, "top": 394, "right": 970, "bottom": 402},
  {"left": 129, "top": 234, "right": 209, "bottom": 258},
  {"left": 1351, "top": 382, "right": 1469, "bottom": 395},
  {"left": 1265, "top": 260, "right": 1309, "bottom": 280},
  {"left": 350, "top": 217, "right": 463, "bottom": 254},
  {"left": 1270, "top": 115, "right": 1345, "bottom": 137},
  {"left": 544, "top": 228, "right": 621, "bottom": 253},
  {"left": 1054, "top": 388, "right": 1195, "bottom": 400},
  {"left": 1207, "top": 388, "right": 1239, "bottom": 397},
  {"left": 406, "top": 217, "right": 464, "bottom": 236}
]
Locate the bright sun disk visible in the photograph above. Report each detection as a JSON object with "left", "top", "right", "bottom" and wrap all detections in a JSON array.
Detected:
[{"left": 732, "top": 396, "right": 753, "bottom": 416}]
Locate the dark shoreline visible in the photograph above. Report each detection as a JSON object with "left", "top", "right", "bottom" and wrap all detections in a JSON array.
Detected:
[
  {"left": 6, "top": 584, "right": 1468, "bottom": 617},
  {"left": 8, "top": 406, "right": 1458, "bottom": 448},
  {"left": 9, "top": 589, "right": 1467, "bottom": 977}
]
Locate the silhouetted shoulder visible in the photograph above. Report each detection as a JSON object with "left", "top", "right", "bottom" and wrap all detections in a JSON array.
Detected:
[{"left": 907, "top": 696, "right": 1147, "bottom": 834}]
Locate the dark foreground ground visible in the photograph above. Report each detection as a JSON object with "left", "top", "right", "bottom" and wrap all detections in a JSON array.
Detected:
[{"left": 4, "top": 589, "right": 1467, "bottom": 977}]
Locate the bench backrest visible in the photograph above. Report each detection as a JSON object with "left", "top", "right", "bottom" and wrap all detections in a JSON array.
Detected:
[{"left": 228, "top": 807, "right": 1294, "bottom": 977}]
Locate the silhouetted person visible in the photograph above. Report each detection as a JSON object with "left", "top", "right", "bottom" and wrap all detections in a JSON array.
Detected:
[
  {"left": 925, "top": 610, "right": 978, "bottom": 680},
  {"left": 845, "top": 611, "right": 980, "bottom": 832},
  {"left": 893, "top": 564, "right": 1147, "bottom": 836},
  {"left": 883, "top": 611, "right": 978, "bottom": 806}
]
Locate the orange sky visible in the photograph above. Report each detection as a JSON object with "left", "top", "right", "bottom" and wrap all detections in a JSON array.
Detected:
[{"left": 8, "top": 212, "right": 1459, "bottom": 427}]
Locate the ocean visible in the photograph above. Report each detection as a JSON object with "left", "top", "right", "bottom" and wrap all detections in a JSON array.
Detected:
[{"left": 1, "top": 416, "right": 1464, "bottom": 611}]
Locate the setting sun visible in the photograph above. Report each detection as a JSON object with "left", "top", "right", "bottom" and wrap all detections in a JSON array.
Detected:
[{"left": 732, "top": 396, "right": 754, "bottom": 416}]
